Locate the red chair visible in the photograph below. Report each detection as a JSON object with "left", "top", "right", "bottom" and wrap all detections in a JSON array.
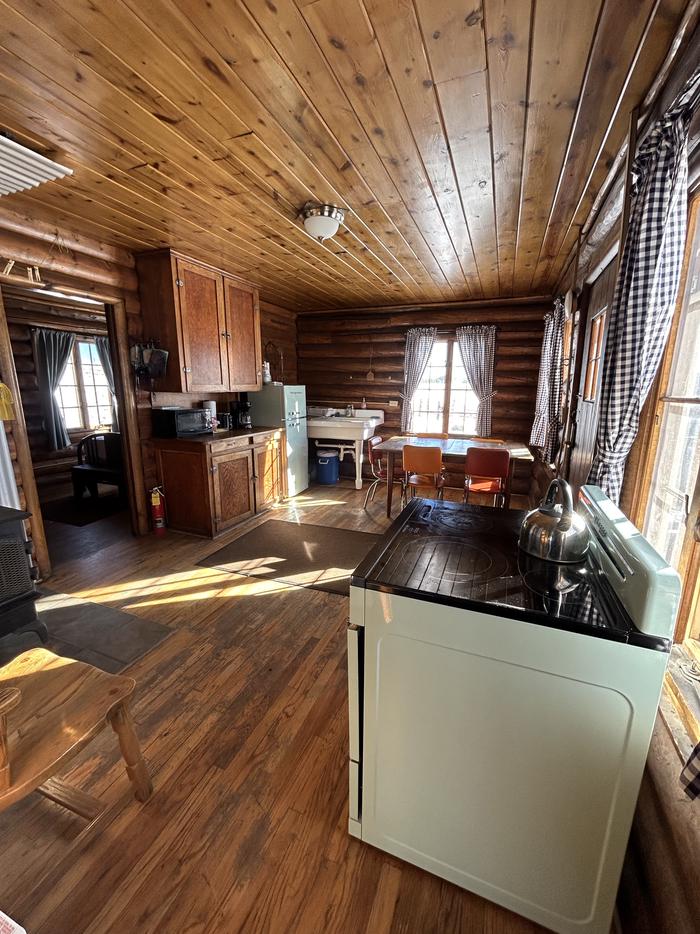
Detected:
[
  {"left": 364, "top": 436, "right": 404, "bottom": 509},
  {"left": 464, "top": 447, "right": 510, "bottom": 508}
]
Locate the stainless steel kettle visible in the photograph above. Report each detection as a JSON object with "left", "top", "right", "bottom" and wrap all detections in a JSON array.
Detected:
[{"left": 518, "top": 478, "right": 590, "bottom": 563}]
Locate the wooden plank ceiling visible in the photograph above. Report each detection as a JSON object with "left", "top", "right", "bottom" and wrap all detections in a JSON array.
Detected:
[{"left": 0, "top": 0, "right": 689, "bottom": 311}]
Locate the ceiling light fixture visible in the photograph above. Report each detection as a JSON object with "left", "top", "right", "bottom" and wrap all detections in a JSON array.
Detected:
[{"left": 300, "top": 202, "right": 345, "bottom": 242}]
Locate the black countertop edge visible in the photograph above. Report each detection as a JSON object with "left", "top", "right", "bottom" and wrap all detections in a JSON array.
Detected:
[{"left": 353, "top": 579, "right": 671, "bottom": 652}]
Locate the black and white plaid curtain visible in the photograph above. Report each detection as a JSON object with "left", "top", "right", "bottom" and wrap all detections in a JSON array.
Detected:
[
  {"left": 456, "top": 325, "right": 497, "bottom": 436},
  {"left": 401, "top": 327, "right": 437, "bottom": 432},
  {"left": 588, "top": 68, "right": 700, "bottom": 503},
  {"left": 530, "top": 297, "right": 565, "bottom": 463}
]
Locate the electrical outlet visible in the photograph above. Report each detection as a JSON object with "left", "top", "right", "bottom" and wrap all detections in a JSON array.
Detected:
[{"left": 388, "top": 400, "right": 399, "bottom": 408}]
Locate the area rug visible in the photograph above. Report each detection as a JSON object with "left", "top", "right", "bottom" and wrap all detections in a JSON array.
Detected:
[
  {"left": 0, "top": 589, "right": 172, "bottom": 674},
  {"left": 197, "top": 519, "right": 382, "bottom": 597},
  {"left": 40, "top": 493, "right": 125, "bottom": 527}
]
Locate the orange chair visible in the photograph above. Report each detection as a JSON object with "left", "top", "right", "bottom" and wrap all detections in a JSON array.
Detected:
[
  {"left": 464, "top": 447, "right": 510, "bottom": 508},
  {"left": 402, "top": 444, "right": 444, "bottom": 505}
]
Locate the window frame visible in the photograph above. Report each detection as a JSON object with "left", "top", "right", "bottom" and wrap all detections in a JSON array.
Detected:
[
  {"left": 55, "top": 337, "right": 113, "bottom": 433},
  {"left": 409, "top": 336, "right": 480, "bottom": 437}
]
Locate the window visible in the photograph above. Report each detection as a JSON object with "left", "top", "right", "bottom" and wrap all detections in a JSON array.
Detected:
[
  {"left": 409, "top": 339, "right": 479, "bottom": 435},
  {"left": 636, "top": 197, "right": 700, "bottom": 646},
  {"left": 55, "top": 339, "right": 114, "bottom": 431},
  {"left": 583, "top": 310, "right": 606, "bottom": 401}
]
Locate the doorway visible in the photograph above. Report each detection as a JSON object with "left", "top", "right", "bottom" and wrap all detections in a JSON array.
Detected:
[{"left": 3, "top": 285, "right": 130, "bottom": 568}]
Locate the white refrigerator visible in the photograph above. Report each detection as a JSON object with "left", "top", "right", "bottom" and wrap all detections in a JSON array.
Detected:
[{"left": 249, "top": 385, "right": 309, "bottom": 497}]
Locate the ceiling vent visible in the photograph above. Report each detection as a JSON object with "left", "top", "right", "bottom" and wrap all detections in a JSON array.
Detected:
[{"left": 0, "top": 135, "right": 72, "bottom": 196}]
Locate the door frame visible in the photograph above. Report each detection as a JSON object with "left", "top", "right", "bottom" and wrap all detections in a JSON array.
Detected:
[{"left": 0, "top": 285, "right": 149, "bottom": 578}]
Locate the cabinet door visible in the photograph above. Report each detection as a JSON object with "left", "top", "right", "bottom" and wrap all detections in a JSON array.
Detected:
[
  {"left": 224, "top": 279, "right": 262, "bottom": 391},
  {"left": 156, "top": 447, "right": 212, "bottom": 536},
  {"left": 211, "top": 449, "right": 255, "bottom": 532},
  {"left": 176, "top": 259, "right": 229, "bottom": 392},
  {"left": 254, "top": 436, "right": 281, "bottom": 512}
]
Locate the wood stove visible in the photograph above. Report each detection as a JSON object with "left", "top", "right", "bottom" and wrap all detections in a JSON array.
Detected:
[{"left": 0, "top": 505, "right": 46, "bottom": 641}]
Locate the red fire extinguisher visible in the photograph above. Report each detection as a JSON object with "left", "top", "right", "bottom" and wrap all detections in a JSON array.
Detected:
[{"left": 150, "top": 486, "right": 166, "bottom": 536}]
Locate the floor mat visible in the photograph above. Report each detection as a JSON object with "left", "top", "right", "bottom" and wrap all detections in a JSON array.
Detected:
[
  {"left": 198, "top": 519, "right": 382, "bottom": 597},
  {"left": 40, "top": 493, "right": 125, "bottom": 527},
  {"left": 0, "top": 588, "right": 172, "bottom": 674}
]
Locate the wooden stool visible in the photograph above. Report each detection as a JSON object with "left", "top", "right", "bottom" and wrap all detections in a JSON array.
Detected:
[{"left": 0, "top": 648, "right": 152, "bottom": 822}]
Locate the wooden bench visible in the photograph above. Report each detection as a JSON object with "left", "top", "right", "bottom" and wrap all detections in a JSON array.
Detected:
[
  {"left": 71, "top": 431, "right": 126, "bottom": 501},
  {"left": 0, "top": 648, "right": 152, "bottom": 822}
]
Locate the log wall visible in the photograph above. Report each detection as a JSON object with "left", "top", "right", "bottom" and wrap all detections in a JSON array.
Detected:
[
  {"left": 261, "top": 301, "right": 297, "bottom": 385},
  {"left": 296, "top": 303, "right": 547, "bottom": 493}
]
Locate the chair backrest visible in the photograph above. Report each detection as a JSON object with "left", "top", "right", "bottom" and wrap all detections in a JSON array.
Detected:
[
  {"left": 465, "top": 446, "right": 510, "bottom": 479},
  {"left": 404, "top": 444, "right": 442, "bottom": 474},
  {"left": 367, "top": 435, "right": 382, "bottom": 464},
  {"left": 471, "top": 436, "right": 505, "bottom": 443},
  {"left": 77, "top": 432, "right": 122, "bottom": 468},
  {"left": 412, "top": 432, "right": 449, "bottom": 439}
]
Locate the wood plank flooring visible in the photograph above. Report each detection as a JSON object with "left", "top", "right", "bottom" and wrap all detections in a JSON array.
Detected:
[{"left": 0, "top": 483, "right": 544, "bottom": 933}]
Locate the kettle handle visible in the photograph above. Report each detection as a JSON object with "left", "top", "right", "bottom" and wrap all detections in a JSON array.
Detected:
[{"left": 542, "top": 478, "right": 574, "bottom": 517}]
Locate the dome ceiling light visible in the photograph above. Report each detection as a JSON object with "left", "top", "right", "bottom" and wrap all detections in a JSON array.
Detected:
[{"left": 300, "top": 202, "right": 345, "bottom": 242}]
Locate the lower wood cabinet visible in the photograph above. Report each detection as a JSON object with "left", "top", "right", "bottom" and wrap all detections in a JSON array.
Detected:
[
  {"left": 153, "top": 429, "right": 285, "bottom": 537},
  {"left": 211, "top": 449, "right": 255, "bottom": 532}
]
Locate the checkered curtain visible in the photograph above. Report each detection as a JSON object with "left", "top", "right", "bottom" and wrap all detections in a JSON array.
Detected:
[
  {"left": 588, "top": 69, "right": 700, "bottom": 503},
  {"left": 530, "top": 297, "right": 565, "bottom": 463},
  {"left": 455, "top": 325, "right": 497, "bottom": 436},
  {"left": 401, "top": 327, "right": 437, "bottom": 432}
]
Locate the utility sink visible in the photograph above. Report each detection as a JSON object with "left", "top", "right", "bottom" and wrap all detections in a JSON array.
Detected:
[{"left": 307, "top": 408, "right": 385, "bottom": 489}]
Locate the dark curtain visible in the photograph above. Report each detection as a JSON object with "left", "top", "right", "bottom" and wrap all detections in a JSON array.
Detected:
[
  {"left": 34, "top": 328, "right": 75, "bottom": 451},
  {"left": 95, "top": 336, "right": 118, "bottom": 431},
  {"left": 588, "top": 68, "right": 700, "bottom": 503}
]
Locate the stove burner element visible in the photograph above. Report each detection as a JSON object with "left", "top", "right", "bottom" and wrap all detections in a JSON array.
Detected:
[{"left": 414, "top": 502, "right": 496, "bottom": 535}]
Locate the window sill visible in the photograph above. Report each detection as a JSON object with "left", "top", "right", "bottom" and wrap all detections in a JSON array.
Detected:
[{"left": 659, "top": 643, "right": 700, "bottom": 762}]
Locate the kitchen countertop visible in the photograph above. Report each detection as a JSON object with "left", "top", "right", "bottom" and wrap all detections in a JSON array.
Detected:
[{"left": 151, "top": 426, "right": 281, "bottom": 445}]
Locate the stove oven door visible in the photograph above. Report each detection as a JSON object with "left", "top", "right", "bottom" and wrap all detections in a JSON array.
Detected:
[{"left": 359, "top": 587, "right": 668, "bottom": 934}]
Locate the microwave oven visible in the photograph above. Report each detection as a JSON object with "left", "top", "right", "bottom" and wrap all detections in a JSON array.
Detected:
[{"left": 151, "top": 407, "right": 213, "bottom": 438}]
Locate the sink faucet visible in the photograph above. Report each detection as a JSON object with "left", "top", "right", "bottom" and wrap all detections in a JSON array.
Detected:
[{"left": 345, "top": 403, "right": 355, "bottom": 417}]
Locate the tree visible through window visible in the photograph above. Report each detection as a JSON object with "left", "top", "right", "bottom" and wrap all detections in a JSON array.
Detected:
[
  {"left": 409, "top": 339, "right": 479, "bottom": 435},
  {"left": 55, "top": 339, "right": 114, "bottom": 431}
]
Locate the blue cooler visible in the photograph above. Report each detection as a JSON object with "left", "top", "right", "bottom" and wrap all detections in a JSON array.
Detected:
[{"left": 316, "top": 449, "right": 340, "bottom": 484}]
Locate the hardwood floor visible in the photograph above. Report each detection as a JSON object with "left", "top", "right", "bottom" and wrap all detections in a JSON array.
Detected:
[{"left": 0, "top": 483, "right": 544, "bottom": 933}]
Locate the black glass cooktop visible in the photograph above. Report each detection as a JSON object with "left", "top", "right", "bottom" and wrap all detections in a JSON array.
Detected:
[{"left": 352, "top": 499, "right": 666, "bottom": 649}]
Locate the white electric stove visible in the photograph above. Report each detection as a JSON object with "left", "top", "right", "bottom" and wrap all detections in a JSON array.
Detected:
[{"left": 347, "top": 486, "right": 680, "bottom": 934}]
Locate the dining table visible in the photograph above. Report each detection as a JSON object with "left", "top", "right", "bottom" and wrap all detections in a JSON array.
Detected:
[{"left": 373, "top": 435, "right": 534, "bottom": 517}]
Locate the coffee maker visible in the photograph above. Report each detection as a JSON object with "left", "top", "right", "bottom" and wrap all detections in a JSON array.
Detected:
[{"left": 230, "top": 395, "right": 253, "bottom": 430}]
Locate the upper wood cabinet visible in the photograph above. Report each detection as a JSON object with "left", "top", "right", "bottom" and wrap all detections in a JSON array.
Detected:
[
  {"left": 135, "top": 249, "right": 262, "bottom": 393},
  {"left": 224, "top": 278, "right": 262, "bottom": 391}
]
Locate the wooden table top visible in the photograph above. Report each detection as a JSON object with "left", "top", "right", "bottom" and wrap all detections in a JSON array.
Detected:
[{"left": 373, "top": 435, "right": 533, "bottom": 461}]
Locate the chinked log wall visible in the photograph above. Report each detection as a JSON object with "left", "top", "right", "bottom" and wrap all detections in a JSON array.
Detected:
[{"left": 296, "top": 304, "right": 547, "bottom": 494}]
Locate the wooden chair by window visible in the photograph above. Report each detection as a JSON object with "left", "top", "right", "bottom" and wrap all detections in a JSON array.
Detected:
[
  {"left": 72, "top": 431, "right": 126, "bottom": 501},
  {"left": 364, "top": 436, "right": 404, "bottom": 509},
  {"left": 402, "top": 444, "right": 444, "bottom": 506},
  {"left": 412, "top": 432, "right": 449, "bottom": 439},
  {"left": 0, "top": 648, "right": 152, "bottom": 823},
  {"left": 464, "top": 447, "right": 510, "bottom": 508},
  {"left": 471, "top": 436, "right": 505, "bottom": 443}
]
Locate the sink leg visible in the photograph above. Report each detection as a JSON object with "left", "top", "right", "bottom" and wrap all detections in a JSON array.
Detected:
[{"left": 355, "top": 439, "right": 363, "bottom": 490}]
